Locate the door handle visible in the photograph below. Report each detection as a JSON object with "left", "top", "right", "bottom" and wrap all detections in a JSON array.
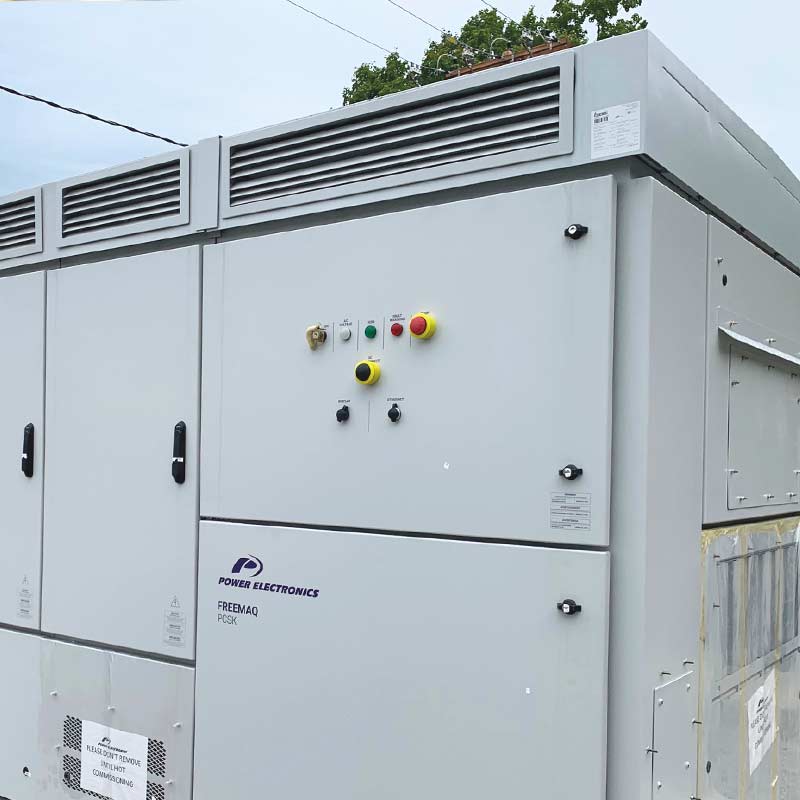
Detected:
[
  {"left": 21, "top": 423, "right": 34, "bottom": 478},
  {"left": 171, "top": 421, "right": 186, "bottom": 484}
]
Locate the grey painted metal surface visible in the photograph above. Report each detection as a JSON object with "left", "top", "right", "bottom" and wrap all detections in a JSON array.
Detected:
[
  {"left": 194, "top": 520, "right": 610, "bottom": 800},
  {"left": 0, "top": 628, "right": 195, "bottom": 800},
  {"left": 0, "top": 272, "right": 45, "bottom": 630},
  {"left": 202, "top": 178, "right": 615, "bottom": 546},
  {"left": 42, "top": 247, "right": 200, "bottom": 657},
  {"left": 705, "top": 217, "right": 800, "bottom": 525},
  {"left": 0, "top": 26, "right": 795, "bottom": 800}
]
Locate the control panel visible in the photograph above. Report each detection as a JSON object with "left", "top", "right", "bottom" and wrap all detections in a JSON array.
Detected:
[{"left": 202, "top": 177, "right": 616, "bottom": 545}]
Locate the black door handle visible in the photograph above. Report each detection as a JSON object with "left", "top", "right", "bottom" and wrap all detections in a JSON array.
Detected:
[
  {"left": 21, "top": 423, "right": 34, "bottom": 478},
  {"left": 172, "top": 421, "right": 186, "bottom": 484}
]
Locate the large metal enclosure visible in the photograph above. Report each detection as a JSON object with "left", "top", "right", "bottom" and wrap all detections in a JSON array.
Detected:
[{"left": 0, "top": 29, "right": 797, "bottom": 800}]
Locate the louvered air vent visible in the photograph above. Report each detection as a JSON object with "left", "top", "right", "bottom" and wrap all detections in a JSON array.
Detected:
[
  {"left": 229, "top": 67, "right": 562, "bottom": 207},
  {"left": 0, "top": 194, "right": 37, "bottom": 252},
  {"left": 62, "top": 159, "right": 182, "bottom": 239}
]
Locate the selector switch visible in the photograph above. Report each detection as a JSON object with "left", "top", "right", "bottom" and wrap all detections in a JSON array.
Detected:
[
  {"left": 410, "top": 312, "right": 436, "bottom": 339},
  {"left": 336, "top": 405, "right": 350, "bottom": 423},
  {"left": 388, "top": 403, "right": 401, "bottom": 423},
  {"left": 355, "top": 360, "right": 381, "bottom": 385}
]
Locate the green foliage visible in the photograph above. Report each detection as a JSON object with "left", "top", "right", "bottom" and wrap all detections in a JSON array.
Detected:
[{"left": 342, "top": 1, "right": 647, "bottom": 105}]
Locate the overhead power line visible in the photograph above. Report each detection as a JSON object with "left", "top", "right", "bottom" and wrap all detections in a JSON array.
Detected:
[
  {"left": 284, "top": 0, "right": 442, "bottom": 75},
  {"left": 479, "top": 0, "right": 514, "bottom": 23},
  {"left": 0, "top": 83, "right": 187, "bottom": 147},
  {"left": 385, "top": 0, "right": 443, "bottom": 36}
]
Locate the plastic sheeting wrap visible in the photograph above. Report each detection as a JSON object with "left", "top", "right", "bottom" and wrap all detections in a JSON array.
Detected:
[{"left": 699, "top": 517, "right": 800, "bottom": 799}]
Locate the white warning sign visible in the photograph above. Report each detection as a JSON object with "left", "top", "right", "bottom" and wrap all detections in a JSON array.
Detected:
[
  {"left": 591, "top": 101, "right": 641, "bottom": 159},
  {"left": 550, "top": 492, "right": 592, "bottom": 531},
  {"left": 80, "top": 720, "right": 148, "bottom": 800},
  {"left": 747, "top": 670, "right": 777, "bottom": 775}
]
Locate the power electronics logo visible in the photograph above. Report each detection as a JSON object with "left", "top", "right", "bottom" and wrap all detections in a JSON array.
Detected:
[
  {"left": 218, "top": 555, "right": 320, "bottom": 598},
  {"left": 231, "top": 555, "right": 263, "bottom": 578}
]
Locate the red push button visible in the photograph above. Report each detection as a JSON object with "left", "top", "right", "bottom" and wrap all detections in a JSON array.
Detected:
[
  {"left": 409, "top": 316, "right": 427, "bottom": 336},
  {"left": 390, "top": 322, "right": 404, "bottom": 337},
  {"left": 410, "top": 312, "right": 436, "bottom": 339}
]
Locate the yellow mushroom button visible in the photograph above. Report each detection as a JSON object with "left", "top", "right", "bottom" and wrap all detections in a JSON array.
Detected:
[
  {"left": 409, "top": 312, "right": 436, "bottom": 339},
  {"left": 354, "top": 360, "right": 381, "bottom": 385}
]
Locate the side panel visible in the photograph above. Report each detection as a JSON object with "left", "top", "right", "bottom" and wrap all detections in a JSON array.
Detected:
[
  {"left": 0, "top": 629, "right": 42, "bottom": 800},
  {"left": 42, "top": 248, "right": 200, "bottom": 656},
  {"left": 194, "top": 521, "right": 610, "bottom": 800},
  {"left": 40, "top": 641, "right": 196, "bottom": 800},
  {"left": 202, "top": 177, "right": 616, "bottom": 546},
  {"left": 0, "top": 271, "right": 45, "bottom": 629},
  {"left": 705, "top": 217, "right": 800, "bottom": 524}
]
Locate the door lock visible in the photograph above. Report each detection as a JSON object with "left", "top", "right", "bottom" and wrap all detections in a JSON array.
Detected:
[{"left": 558, "top": 599, "right": 582, "bottom": 616}]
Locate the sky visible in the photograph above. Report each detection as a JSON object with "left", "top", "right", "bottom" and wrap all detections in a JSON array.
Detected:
[{"left": 0, "top": 0, "right": 798, "bottom": 196}]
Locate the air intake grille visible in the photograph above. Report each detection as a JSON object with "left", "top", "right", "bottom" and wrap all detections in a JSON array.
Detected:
[
  {"left": 62, "top": 160, "right": 182, "bottom": 239},
  {"left": 0, "top": 194, "right": 36, "bottom": 252},
  {"left": 229, "top": 67, "right": 562, "bottom": 206}
]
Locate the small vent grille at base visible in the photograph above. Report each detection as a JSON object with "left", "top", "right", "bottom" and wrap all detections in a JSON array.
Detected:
[
  {"left": 0, "top": 195, "right": 36, "bottom": 252},
  {"left": 62, "top": 160, "right": 181, "bottom": 239},
  {"left": 63, "top": 755, "right": 165, "bottom": 800},
  {"left": 229, "top": 67, "right": 562, "bottom": 206}
]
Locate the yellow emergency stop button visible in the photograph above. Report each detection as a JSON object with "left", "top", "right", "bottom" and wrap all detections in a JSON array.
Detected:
[
  {"left": 354, "top": 360, "right": 381, "bottom": 385},
  {"left": 409, "top": 312, "right": 436, "bottom": 339}
]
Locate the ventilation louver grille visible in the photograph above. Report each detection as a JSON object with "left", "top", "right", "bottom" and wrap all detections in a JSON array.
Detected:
[
  {"left": 0, "top": 195, "right": 36, "bottom": 252},
  {"left": 62, "top": 160, "right": 182, "bottom": 239},
  {"left": 229, "top": 67, "right": 562, "bottom": 206}
]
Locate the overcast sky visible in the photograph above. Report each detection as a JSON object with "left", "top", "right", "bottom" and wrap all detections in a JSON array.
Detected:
[{"left": 0, "top": 0, "right": 797, "bottom": 196}]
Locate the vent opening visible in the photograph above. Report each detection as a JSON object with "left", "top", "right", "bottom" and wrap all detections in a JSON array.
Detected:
[
  {"left": 229, "top": 67, "right": 562, "bottom": 207},
  {"left": 62, "top": 160, "right": 182, "bottom": 239},
  {"left": 0, "top": 195, "right": 36, "bottom": 252}
]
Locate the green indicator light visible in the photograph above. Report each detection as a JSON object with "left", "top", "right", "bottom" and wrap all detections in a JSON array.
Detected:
[{"left": 364, "top": 324, "right": 378, "bottom": 339}]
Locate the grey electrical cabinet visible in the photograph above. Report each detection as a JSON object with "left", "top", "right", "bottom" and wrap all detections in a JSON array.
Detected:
[{"left": 0, "top": 28, "right": 798, "bottom": 800}]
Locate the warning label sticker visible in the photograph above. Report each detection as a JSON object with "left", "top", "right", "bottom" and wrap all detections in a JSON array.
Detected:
[
  {"left": 591, "top": 101, "right": 641, "bottom": 159},
  {"left": 550, "top": 492, "right": 592, "bottom": 531},
  {"left": 163, "top": 596, "right": 187, "bottom": 647},
  {"left": 80, "top": 720, "right": 148, "bottom": 800},
  {"left": 748, "top": 670, "right": 777, "bottom": 774},
  {"left": 18, "top": 576, "right": 32, "bottom": 620}
]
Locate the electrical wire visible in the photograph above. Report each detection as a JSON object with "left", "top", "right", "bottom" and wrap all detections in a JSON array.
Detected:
[
  {"left": 385, "top": 0, "right": 445, "bottom": 36},
  {"left": 0, "top": 83, "right": 187, "bottom": 147},
  {"left": 283, "top": 0, "right": 443, "bottom": 75},
  {"left": 479, "top": 0, "right": 514, "bottom": 23}
]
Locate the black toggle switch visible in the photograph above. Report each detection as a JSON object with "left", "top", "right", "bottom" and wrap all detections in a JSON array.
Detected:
[
  {"left": 564, "top": 223, "right": 589, "bottom": 240},
  {"left": 559, "top": 464, "right": 583, "bottom": 480},
  {"left": 336, "top": 405, "right": 350, "bottom": 423},
  {"left": 388, "top": 403, "right": 401, "bottom": 423},
  {"left": 557, "top": 599, "right": 582, "bottom": 616}
]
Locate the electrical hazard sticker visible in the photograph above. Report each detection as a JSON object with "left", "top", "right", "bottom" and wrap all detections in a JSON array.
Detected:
[
  {"left": 591, "top": 101, "right": 641, "bottom": 159},
  {"left": 550, "top": 492, "right": 592, "bottom": 531},
  {"left": 80, "top": 720, "right": 148, "bottom": 800},
  {"left": 748, "top": 670, "right": 777, "bottom": 774}
]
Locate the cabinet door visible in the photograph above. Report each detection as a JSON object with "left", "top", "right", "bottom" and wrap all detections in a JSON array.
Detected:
[
  {"left": 195, "top": 522, "right": 610, "bottom": 800},
  {"left": 0, "top": 272, "right": 45, "bottom": 628},
  {"left": 42, "top": 248, "right": 200, "bottom": 657},
  {"left": 202, "top": 177, "right": 616, "bottom": 546}
]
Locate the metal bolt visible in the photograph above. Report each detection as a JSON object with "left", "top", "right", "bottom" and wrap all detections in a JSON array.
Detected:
[
  {"left": 685, "top": 762, "right": 691, "bottom": 769},
  {"left": 716, "top": 257, "right": 724, "bottom": 264},
  {"left": 731, "top": 380, "right": 740, "bottom": 386},
  {"left": 658, "top": 698, "right": 664, "bottom": 706},
  {"left": 657, "top": 781, "right": 663, "bottom": 789},
  {"left": 727, "top": 468, "right": 739, "bottom": 474},
  {"left": 766, "top": 338, "right": 777, "bottom": 344},
  {"left": 683, "top": 659, "right": 695, "bottom": 666},
  {"left": 764, "top": 493, "right": 775, "bottom": 500},
  {"left": 686, "top": 683, "right": 692, "bottom": 691},
  {"left": 728, "top": 320, "right": 738, "bottom": 327},
  {"left": 107, "top": 706, "right": 115, "bottom": 712},
  {"left": 172, "top": 722, "right": 182, "bottom": 729},
  {"left": 50, "top": 691, "right": 58, "bottom": 697},
  {"left": 736, "top": 496, "right": 747, "bottom": 502}
]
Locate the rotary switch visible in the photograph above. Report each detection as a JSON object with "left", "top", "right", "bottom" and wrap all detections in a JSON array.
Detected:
[
  {"left": 354, "top": 360, "right": 381, "bottom": 385},
  {"left": 409, "top": 312, "right": 436, "bottom": 339}
]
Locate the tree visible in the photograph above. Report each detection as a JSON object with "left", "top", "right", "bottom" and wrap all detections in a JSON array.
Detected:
[{"left": 342, "top": 1, "right": 647, "bottom": 105}]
